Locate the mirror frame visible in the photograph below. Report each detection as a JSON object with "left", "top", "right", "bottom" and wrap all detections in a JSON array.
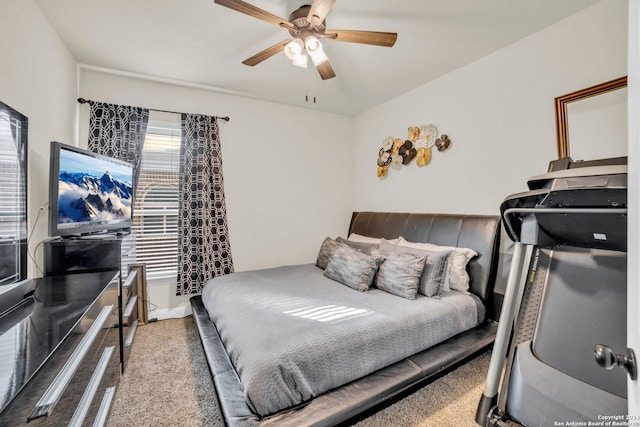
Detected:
[{"left": 555, "top": 76, "right": 627, "bottom": 159}]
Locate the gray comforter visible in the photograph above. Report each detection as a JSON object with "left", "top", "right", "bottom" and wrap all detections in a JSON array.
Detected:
[{"left": 201, "top": 263, "right": 484, "bottom": 417}]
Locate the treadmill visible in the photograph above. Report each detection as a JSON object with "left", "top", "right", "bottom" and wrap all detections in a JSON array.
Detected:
[{"left": 476, "top": 157, "right": 630, "bottom": 426}]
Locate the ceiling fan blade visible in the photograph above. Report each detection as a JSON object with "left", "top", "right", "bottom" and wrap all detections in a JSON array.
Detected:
[
  {"left": 214, "top": 0, "right": 293, "bottom": 30},
  {"left": 316, "top": 60, "right": 336, "bottom": 80},
  {"left": 242, "top": 40, "right": 291, "bottom": 66},
  {"left": 325, "top": 29, "right": 397, "bottom": 47},
  {"left": 307, "top": 0, "right": 336, "bottom": 27}
]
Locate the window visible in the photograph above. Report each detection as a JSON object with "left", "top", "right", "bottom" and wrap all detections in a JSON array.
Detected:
[
  {"left": 0, "top": 101, "right": 27, "bottom": 286},
  {"left": 129, "top": 111, "right": 181, "bottom": 281}
]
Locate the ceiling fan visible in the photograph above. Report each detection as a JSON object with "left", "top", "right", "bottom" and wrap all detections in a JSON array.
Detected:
[{"left": 214, "top": 0, "right": 398, "bottom": 80}]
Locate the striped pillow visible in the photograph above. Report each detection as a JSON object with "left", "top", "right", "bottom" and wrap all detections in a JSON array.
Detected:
[
  {"left": 396, "top": 237, "right": 477, "bottom": 293},
  {"left": 370, "top": 249, "right": 426, "bottom": 299},
  {"left": 336, "top": 237, "right": 377, "bottom": 255},
  {"left": 316, "top": 237, "right": 341, "bottom": 270},
  {"left": 378, "top": 239, "right": 452, "bottom": 297},
  {"left": 324, "top": 243, "right": 383, "bottom": 292}
]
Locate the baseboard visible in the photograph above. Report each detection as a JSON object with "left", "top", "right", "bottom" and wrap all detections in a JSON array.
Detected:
[{"left": 149, "top": 304, "right": 192, "bottom": 321}]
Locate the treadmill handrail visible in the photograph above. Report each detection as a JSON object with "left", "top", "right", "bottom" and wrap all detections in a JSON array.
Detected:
[{"left": 503, "top": 207, "right": 628, "bottom": 243}]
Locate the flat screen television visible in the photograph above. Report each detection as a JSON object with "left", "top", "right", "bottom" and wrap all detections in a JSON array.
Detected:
[{"left": 48, "top": 141, "right": 134, "bottom": 237}]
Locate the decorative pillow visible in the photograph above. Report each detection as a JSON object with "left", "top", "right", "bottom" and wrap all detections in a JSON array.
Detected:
[
  {"left": 316, "top": 237, "right": 341, "bottom": 270},
  {"left": 378, "top": 240, "right": 452, "bottom": 297},
  {"left": 324, "top": 243, "right": 383, "bottom": 292},
  {"left": 347, "top": 233, "right": 400, "bottom": 245},
  {"left": 370, "top": 249, "right": 426, "bottom": 299},
  {"left": 397, "top": 237, "right": 478, "bottom": 293},
  {"left": 378, "top": 237, "right": 400, "bottom": 250},
  {"left": 336, "top": 237, "right": 377, "bottom": 255},
  {"left": 379, "top": 238, "right": 402, "bottom": 251}
]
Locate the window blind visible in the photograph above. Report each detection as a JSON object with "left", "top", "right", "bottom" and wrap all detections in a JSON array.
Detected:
[
  {"left": 0, "top": 112, "right": 25, "bottom": 285},
  {"left": 129, "top": 111, "right": 181, "bottom": 280}
]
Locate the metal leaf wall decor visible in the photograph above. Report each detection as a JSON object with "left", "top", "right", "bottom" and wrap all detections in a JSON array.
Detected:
[{"left": 377, "top": 124, "right": 451, "bottom": 177}]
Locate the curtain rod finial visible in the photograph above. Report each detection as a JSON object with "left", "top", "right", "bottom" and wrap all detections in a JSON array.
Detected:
[{"left": 77, "top": 97, "right": 89, "bottom": 104}]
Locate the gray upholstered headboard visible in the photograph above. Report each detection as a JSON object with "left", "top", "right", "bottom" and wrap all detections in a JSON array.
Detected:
[{"left": 349, "top": 212, "right": 502, "bottom": 306}]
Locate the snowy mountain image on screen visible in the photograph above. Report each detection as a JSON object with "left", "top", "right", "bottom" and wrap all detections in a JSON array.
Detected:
[{"left": 57, "top": 170, "right": 133, "bottom": 224}]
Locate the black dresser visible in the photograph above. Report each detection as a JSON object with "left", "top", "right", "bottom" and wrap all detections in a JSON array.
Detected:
[{"left": 0, "top": 271, "right": 120, "bottom": 426}]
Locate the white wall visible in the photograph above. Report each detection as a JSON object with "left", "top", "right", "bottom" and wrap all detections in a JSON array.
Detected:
[
  {"left": 78, "top": 69, "right": 354, "bottom": 316},
  {"left": 353, "top": 0, "right": 628, "bottom": 216},
  {"left": 0, "top": 0, "right": 78, "bottom": 276}
]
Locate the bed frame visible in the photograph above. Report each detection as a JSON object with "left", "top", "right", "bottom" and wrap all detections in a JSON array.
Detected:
[{"left": 190, "top": 212, "right": 507, "bottom": 426}]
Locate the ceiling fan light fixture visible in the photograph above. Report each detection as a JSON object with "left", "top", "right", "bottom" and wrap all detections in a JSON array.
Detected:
[
  {"left": 215, "top": 0, "right": 398, "bottom": 80},
  {"left": 304, "top": 36, "right": 323, "bottom": 54},
  {"left": 284, "top": 38, "right": 305, "bottom": 60},
  {"left": 310, "top": 49, "right": 328, "bottom": 66},
  {"left": 292, "top": 51, "right": 308, "bottom": 68}
]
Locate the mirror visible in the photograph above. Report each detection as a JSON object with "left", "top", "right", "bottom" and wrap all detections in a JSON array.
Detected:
[
  {"left": 555, "top": 76, "right": 627, "bottom": 160},
  {"left": 0, "top": 101, "right": 28, "bottom": 286}
]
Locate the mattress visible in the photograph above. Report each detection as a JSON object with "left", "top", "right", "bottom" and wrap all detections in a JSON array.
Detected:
[{"left": 201, "top": 263, "right": 485, "bottom": 417}]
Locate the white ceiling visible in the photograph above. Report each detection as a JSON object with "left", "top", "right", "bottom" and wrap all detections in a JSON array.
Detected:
[{"left": 35, "top": 0, "right": 600, "bottom": 116}]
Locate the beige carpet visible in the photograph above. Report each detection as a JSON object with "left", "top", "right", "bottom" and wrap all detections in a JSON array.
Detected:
[
  {"left": 107, "top": 317, "right": 222, "bottom": 427},
  {"left": 108, "top": 317, "right": 490, "bottom": 427}
]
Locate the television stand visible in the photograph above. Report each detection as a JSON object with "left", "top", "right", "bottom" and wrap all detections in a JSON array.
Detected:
[
  {"left": 77, "top": 233, "right": 119, "bottom": 240},
  {"left": 43, "top": 237, "right": 122, "bottom": 275},
  {"left": 42, "top": 236, "right": 144, "bottom": 372}
]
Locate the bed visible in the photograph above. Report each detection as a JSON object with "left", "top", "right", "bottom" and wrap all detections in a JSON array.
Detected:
[{"left": 190, "top": 212, "right": 507, "bottom": 426}]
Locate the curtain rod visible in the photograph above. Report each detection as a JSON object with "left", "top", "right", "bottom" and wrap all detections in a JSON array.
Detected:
[{"left": 77, "top": 98, "right": 230, "bottom": 122}]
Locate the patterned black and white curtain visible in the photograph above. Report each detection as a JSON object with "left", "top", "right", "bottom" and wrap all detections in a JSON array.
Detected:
[
  {"left": 87, "top": 101, "right": 149, "bottom": 189},
  {"left": 177, "top": 113, "right": 233, "bottom": 295}
]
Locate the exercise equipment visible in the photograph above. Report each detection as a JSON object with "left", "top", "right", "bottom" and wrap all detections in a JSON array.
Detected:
[{"left": 476, "top": 158, "right": 630, "bottom": 426}]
